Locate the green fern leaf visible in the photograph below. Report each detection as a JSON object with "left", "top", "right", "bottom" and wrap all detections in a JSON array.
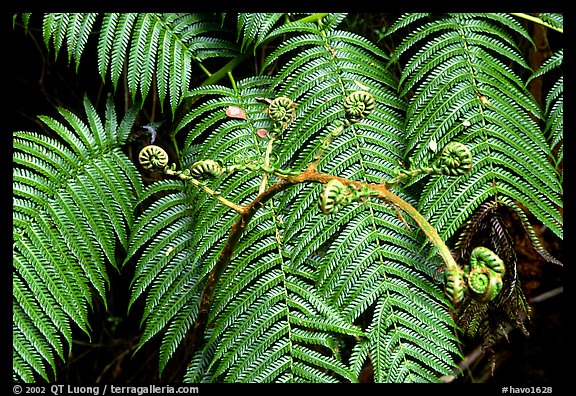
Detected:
[
  {"left": 545, "top": 76, "right": 563, "bottom": 169},
  {"left": 13, "top": 97, "right": 143, "bottom": 382},
  {"left": 392, "top": 13, "right": 562, "bottom": 242},
  {"left": 236, "top": 13, "right": 283, "bottom": 52},
  {"left": 43, "top": 13, "right": 98, "bottom": 71},
  {"left": 126, "top": 12, "right": 561, "bottom": 384},
  {"left": 264, "top": 15, "right": 459, "bottom": 382},
  {"left": 43, "top": 13, "right": 239, "bottom": 115},
  {"left": 528, "top": 49, "right": 563, "bottom": 170}
]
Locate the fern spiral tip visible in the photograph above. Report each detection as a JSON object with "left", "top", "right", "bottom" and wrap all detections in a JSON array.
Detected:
[
  {"left": 268, "top": 97, "right": 296, "bottom": 127},
  {"left": 467, "top": 267, "right": 503, "bottom": 302},
  {"left": 318, "top": 179, "right": 347, "bottom": 215},
  {"left": 139, "top": 145, "right": 169, "bottom": 170},
  {"left": 435, "top": 141, "right": 472, "bottom": 176},
  {"left": 445, "top": 247, "right": 505, "bottom": 304},
  {"left": 318, "top": 180, "right": 379, "bottom": 215},
  {"left": 465, "top": 246, "right": 505, "bottom": 303},
  {"left": 189, "top": 159, "right": 223, "bottom": 179},
  {"left": 344, "top": 91, "right": 375, "bottom": 122}
]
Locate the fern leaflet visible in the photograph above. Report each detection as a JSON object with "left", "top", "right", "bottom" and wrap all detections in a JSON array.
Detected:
[{"left": 13, "top": 97, "right": 142, "bottom": 382}]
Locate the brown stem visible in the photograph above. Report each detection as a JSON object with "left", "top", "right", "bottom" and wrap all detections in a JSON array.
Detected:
[
  {"left": 190, "top": 177, "right": 292, "bottom": 351},
  {"left": 189, "top": 165, "right": 459, "bottom": 351}
]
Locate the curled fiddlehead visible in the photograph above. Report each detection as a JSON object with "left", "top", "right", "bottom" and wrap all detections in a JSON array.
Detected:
[
  {"left": 465, "top": 246, "right": 505, "bottom": 303},
  {"left": 188, "top": 159, "right": 224, "bottom": 179},
  {"left": 343, "top": 91, "right": 375, "bottom": 123},
  {"left": 313, "top": 92, "right": 375, "bottom": 163},
  {"left": 388, "top": 142, "right": 473, "bottom": 188},
  {"left": 268, "top": 97, "right": 296, "bottom": 127},
  {"left": 445, "top": 267, "right": 466, "bottom": 305},
  {"left": 139, "top": 145, "right": 169, "bottom": 170},
  {"left": 433, "top": 141, "right": 473, "bottom": 176},
  {"left": 444, "top": 246, "right": 505, "bottom": 304},
  {"left": 318, "top": 180, "right": 379, "bottom": 215},
  {"left": 318, "top": 179, "right": 347, "bottom": 215}
]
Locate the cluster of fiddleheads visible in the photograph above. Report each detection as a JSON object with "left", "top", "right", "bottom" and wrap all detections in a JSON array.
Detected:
[
  {"left": 445, "top": 246, "right": 505, "bottom": 304},
  {"left": 315, "top": 91, "right": 379, "bottom": 214},
  {"left": 138, "top": 144, "right": 300, "bottom": 180},
  {"left": 140, "top": 88, "right": 503, "bottom": 310},
  {"left": 313, "top": 89, "right": 505, "bottom": 306},
  {"left": 138, "top": 95, "right": 301, "bottom": 183}
]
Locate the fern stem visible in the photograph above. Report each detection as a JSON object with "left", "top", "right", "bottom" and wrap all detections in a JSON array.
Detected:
[
  {"left": 375, "top": 188, "right": 459, "bottom": 273},
  {"left": 227, "top": 71, "right": 238, "bottom": 92},
  {"left": 259, "top": 136, "right": 275, "bottom": 194},
  {"left": 200, "top": 54, "right": 249, "bottom": 87},
  {"left": 164, "top": 167, "right": 246, "bottom": 214},
  {"left": 190, "top": 166, "right": 462, "bottom": 358},
  {"left": 295, "top": 13, "right": 330, "bottom": 24},
  {"left": 170, "top": 136, "right": 182, "bottom": 170},
  {"left": 278, "top": 169, "right": 461, "bottom": 275},
  {"left": 197, "top": 62, "right": 212, "bottom": 77},
  {"left": 511, "top": 13, "right": 563, "bottom": 33},
  {"left": 191, "top": 177, "right": 293, "bottom": 353}
]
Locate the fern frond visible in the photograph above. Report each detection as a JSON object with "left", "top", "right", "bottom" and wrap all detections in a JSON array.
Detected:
[
  {"left": 42, "top": 13, "right": 70, "bottom": 59},
  {"left": 538, "top": 13, "right": 563, "bottom": 31},
  {"left": 262, "top": 16, "right": 459, "bottom": 382},
  {"left": 14, "top": 12, "right": 32, "bottom": 31},
  {"left": 43, "top": 13, "right": 239, "bottom": 115},
  {"left": 128, "top": 12, "right": 561, "bottom": 383},
  {"left": 130, "top": 76, "right": 281, "bottom": 375},
  {"left": 236, "top": 13, "right": 283, "bottom": 52},
  {"left": 391, "top": 13, "right": 562, "bottom": 243},
  {"left": 13, "top": 97, "right": 142, "bottom": 382},
  {"left": 385, "top": 13, "right": 430, "bottom": 38},
  {"left": 43, "top": 13, "right": 99, "bottom": 72},
  {"left": 141, "top": 69, "right": 382, "bottom": 381},
  {"left": 545, "top": 76, "right": 563, "bottom": 169},
  {"left": 369, "top": 295, "right": 458, "bottom": 382},
  {"left": 527, "top": 48, "right": 563, "bottom": 84},
  {"left": 528, "top": 49, "right": 563, "bottom": 170}
]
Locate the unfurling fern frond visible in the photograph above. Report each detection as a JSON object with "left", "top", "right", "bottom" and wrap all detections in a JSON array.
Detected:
[
  {"left": 181, "top": 15, "right": 457, "bottom": 382},
  {"left": 13, "top": 97, "right": 143, "bottom": 382},
  {"left": 134, "top": 14, "right": 461, "bottom": 380},
  {"left": 129, "top": 75, "right": 277, "bottom": 376},
  {"left": 219, "top": 13, "right": 456, "bottom": 382},
  {"left": 42, "top": 13, "right": 239, "bottom": 114},
  {"left": 451, "top": 197, "right": 532, "bottom": 374},
  {"left": 12, "top": 10, "right": 564, "bottom": 385},
  {"left": 389, "top": 13, "right": 562, "bottom": 243}
]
